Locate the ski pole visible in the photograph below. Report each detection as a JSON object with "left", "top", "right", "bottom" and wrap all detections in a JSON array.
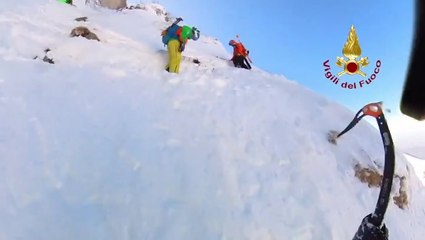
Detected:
[{"left": 246, "top": 55, "right": 253, "bottom": 64}]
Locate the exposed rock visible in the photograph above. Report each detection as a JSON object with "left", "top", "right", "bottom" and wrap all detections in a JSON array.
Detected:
[
  {"left": 354, "top": 163, "right": 382, "bottom": 188},
  {"left": 393, "top": 175, "right": 409, "bottom": 209},
  {"left": 354, "top": 163, "right": 410, "bottom": 209},
  {"left": 42, "top": 56, "right": 54, "bottom": 64},
  {"left": 128, "top": 4, "right": 145, "bottom": 10},
  {"left": 70, "top": 26, "right": 100, "bottom": 41},
  {"left": 75, "top": 17, "right": 88, "bottom": 22},
  {"left": 99, "top": 0, "right": 126, "bottom": 10},
  {"left": 33, "top": 54, "right": 54, "bottom": 64}
]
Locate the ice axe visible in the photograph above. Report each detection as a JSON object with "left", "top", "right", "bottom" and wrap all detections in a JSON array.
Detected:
[{"left": 328, "top": 102, "right": 395, "bottom": 240}]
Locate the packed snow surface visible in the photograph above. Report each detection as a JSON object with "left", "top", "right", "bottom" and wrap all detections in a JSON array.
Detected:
[{"left": 0, "top": 1, "right": 425, "bottom": 239}]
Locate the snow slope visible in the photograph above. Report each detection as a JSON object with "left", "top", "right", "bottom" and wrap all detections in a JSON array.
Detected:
[
  {"left": 388, "top": 115, "right": 425, "bottom": 185},
  {"left": 404, "top": 155, "right": 425, "bottom": 186},
  {"left": 389, "top": 115, "right": 425, "bottom": 159},
  {"left": 1, "top": 1, "right": 425, "bottom": 239}
]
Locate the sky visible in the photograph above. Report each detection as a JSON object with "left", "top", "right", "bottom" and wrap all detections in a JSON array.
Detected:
[{"left": 128, "top": 0, "right": 415, "bottom": 115}]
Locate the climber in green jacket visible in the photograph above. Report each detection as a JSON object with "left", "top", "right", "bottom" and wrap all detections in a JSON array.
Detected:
[{"left": 161, "top": 18, "right": 200, "bottom": 73}]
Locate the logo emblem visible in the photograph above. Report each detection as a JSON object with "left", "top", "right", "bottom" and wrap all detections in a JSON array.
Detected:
[
  {"left": 323, "top": 25, "right": 382, "bottom": 90},
  {"left": 336, "top": 25, "right": 369, "bottom": 77}
]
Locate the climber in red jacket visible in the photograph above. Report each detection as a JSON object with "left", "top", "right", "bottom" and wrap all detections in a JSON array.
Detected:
[{"left": 229, "top": 39, "right": 251, "bottom": 70}]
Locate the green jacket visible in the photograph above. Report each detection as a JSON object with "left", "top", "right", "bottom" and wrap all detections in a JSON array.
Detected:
[{"left": 58, "top": 0, "right": 72, "bottom": 4}]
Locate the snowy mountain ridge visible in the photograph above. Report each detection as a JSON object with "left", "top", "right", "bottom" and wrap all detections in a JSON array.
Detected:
[{"left": 0, "top": 1, "right": 425, "bottom": 239}]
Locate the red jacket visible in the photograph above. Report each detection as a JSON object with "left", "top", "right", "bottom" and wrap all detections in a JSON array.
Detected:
[
  {"left": 175, "top": 28, "right": 187, "bottom": 44},
  {"left": 232, "top": 42, "right": 248, "bottom": 57}
]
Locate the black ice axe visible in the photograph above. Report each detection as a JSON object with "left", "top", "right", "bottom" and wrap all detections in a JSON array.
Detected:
[{"left": 328, "top": 102, "right": 395, "bottom": 240}]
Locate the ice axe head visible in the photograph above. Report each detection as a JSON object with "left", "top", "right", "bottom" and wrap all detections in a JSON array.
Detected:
[{"left": 362, "top": 102, "right": 383, "bottom": 118}]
